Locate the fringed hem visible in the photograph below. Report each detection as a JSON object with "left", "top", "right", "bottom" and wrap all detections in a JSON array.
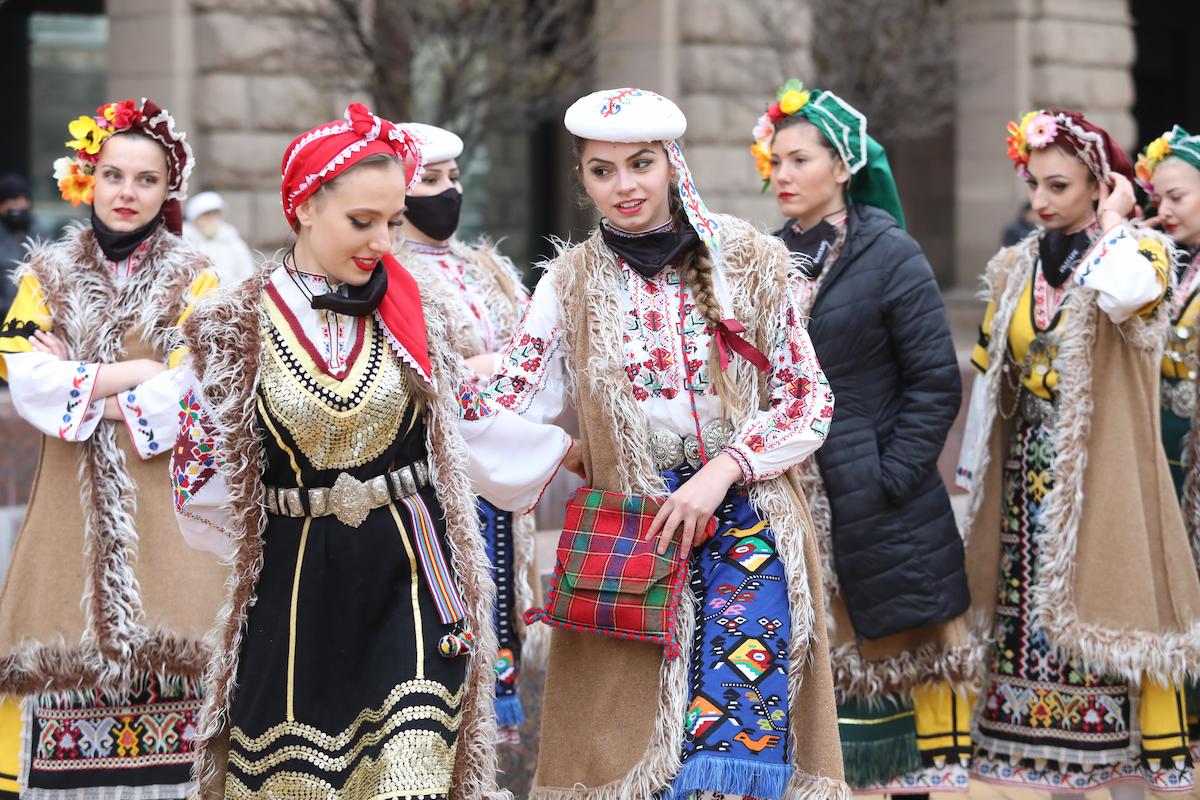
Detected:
[
  {"left": 494, "top": 693, "right": 525, "bottom": 729},
  {"left": 668, "top": 754, "right": 791, "bottom": 799},
  {"left": 786, "top": 773, "right": 854, "bottom": 800},
  {"left": 840, "top": 736, "right": 923, "bottom": 790}
]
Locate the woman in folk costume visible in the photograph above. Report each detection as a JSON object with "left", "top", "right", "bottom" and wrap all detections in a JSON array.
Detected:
[
  {"left": 170, "top": 102, "right": 570, "bottom": 800},
  {"left": 956, "top": 108, "right": 1200, "bottom": 798},
  {"left": 0, "top": 98, "right": 227, "bottom": 798},
  {"left": 1135, "top": 125, "right": 1200, "bottom": 761},
  {"left": 751, "top": 81, "right": 972, "bottom": 795},
  {"left": 462, "top": 87, "right": 846, "bottom": 799},
  {"left": 394, "top": 122, "right": 543, "bottom": 741}
]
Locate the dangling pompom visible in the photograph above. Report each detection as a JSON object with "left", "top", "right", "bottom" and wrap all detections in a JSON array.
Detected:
[{"left": 437, "top": 629, "right": 475, "bottom": 659}]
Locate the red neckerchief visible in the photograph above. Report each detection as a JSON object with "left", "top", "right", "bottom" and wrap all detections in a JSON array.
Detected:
[{"left": 377, "top": 253, "right": 433, "bottom": 386}]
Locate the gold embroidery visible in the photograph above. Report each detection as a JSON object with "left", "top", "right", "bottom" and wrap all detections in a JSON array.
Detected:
[
  {"left": 230, "top": 680, "right": 464, "bottom": 752},
  {"left": 228, "top": 705, "right": 460, "bottom": 775},
  {"left": 260, "top": 312, "right": 411, "bottom": 470},
  {"left": 224, "top": 730, "right": 456, "bottom": 800},
  {"left": 388, "top": 504, "right": 425, "bottom": 681},
  {"left": 286, "top": 517, "right": 311, "bottom": 721}
]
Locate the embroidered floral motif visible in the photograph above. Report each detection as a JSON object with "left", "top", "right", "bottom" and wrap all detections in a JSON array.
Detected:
[
  {"left": 489, "top": 327, "right": 564, "bottom": 414},
  {"left": 171, "top": 388, "right": 217, "bottom": 511}
]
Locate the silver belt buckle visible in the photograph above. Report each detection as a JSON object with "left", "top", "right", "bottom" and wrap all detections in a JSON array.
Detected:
[
  {"left": 1162, "top": 379, "right": 1196, "bottom": 419},
  {"left": 649, "top": 420, "right": 733, "bottom": 472},
  {"left": 329, "top": 472, "right": 372, "bottom": 528}
]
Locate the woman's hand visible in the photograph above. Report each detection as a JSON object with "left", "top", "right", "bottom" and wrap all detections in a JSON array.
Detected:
[
  {"left": 561, "top": 437, "right": 586, "bottom": 478},
  {"left": 94, "top": 359, "right": 167, "bottom": 398},
  {"left": 646, "top": 453, "right": 744, "bottom": 558},
  {"left": 29, "top": 330, "right": 68, "bottom": 360},
  {"left": 1097, "top": 173, "right": 1136, "bottom": 230}
]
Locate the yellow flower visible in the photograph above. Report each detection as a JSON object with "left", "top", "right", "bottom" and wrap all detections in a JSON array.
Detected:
[
  {"left": 1146, "top": 135, "right": 1171, "bottom": 165},
  {"left": 65, "top": 116, "right": 110, "bottom": 156},
  {"left": 779, "top": 90, "right": 810, "bottom": 116}
]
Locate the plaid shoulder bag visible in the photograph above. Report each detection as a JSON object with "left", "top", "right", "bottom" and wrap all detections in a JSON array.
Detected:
[{"left": 523, "top": 487, "right": 712, "bottom": 658}]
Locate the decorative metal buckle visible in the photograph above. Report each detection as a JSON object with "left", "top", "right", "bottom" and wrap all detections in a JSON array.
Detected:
[{"left": 330, "top": 472, "right": 372, "bottom": 528}]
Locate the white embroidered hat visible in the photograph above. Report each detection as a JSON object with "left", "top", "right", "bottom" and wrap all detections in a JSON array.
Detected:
[
  {"left": 564, "top": 88, "right": 687, "bottom": 142},
  {"left": 565, "top": 88, "right": 719, "bottom": 256},
  {"left": 398, "top": 123, "right": 464, "bottom": 164}
]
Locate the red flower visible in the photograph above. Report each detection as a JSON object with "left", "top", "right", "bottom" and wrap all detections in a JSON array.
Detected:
[
  {"left": 766, "top": 102, "right": 785, "bottom": 123},
  {"left": 521, "top": 357, "right": 541, "bottom": 372},
  {"left": 99, "top": 100, "right": 143, "bottom": 130},
  {"left": 745, "top": 434, "right": 766, "bottom": 452},
  {"left": 661, "top": 387, "right": 677, "bottom": 400},
  {"left": 632, "top": 385, "right": 649, "bottom": 401}
]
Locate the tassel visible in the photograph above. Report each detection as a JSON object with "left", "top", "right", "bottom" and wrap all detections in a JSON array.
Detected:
[{"left": 438, "top": 629, "right": 475, "bottom": 658}]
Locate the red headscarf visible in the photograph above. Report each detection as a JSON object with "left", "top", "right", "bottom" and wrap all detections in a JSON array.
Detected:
[{"left": 280, "top": 103, "right": 433, "bottom": 385}]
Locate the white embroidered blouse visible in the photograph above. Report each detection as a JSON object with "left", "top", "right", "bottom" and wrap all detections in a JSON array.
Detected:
[{"left": 462, "top": 257, "right": 835, "bottom": 484}]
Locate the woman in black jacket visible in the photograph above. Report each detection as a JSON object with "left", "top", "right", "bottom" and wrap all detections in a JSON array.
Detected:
[{"left": 752, "top": 81, "right": 972, "bottom": 797}]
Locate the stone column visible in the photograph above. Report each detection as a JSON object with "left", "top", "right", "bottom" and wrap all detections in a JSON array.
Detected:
[
  {"left": 106, "top": 0, "right": 195, "bottom": 135},
  {"left": 952, "top": 0, "right": 1135, "bottom": 290}
]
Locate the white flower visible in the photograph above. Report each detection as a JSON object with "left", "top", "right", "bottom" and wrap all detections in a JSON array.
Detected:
[
  {"left": 52, "top": 157, "right": 76, "bottom": 182},
  {"left": 752, "top": 114, "right": 774, "bottom": 144}
]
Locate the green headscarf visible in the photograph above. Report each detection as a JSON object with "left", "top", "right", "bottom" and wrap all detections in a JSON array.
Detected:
[
  {"left": 751, "top": 80, "right": 906, "bottom": 229},
  {"left": 1136, "top": 124, "right": 1200, "bottom": 195}
]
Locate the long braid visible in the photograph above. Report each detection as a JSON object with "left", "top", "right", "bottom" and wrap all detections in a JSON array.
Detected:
[{"left": 671, "top": 190, "right": 743, "bottom": 418}]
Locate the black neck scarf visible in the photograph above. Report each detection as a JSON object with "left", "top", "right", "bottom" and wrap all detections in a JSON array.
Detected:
[
  {"left": 781, "top": 219, "right": 839, "bottom": 279},
  {"left": 308, "top": 261, "right": 389, "bottom": 317},
  {"left": 91, "top": 209, "right": 163, "bottom": 264},
  {"left": 600, "top": 220, "right": 700, "bottom": 279},
  {"left": 1038, "top": 227, "right": 1093, "bottom": 288}
]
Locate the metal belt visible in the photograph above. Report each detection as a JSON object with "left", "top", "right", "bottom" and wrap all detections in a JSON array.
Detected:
[
  {"left": 264, "top": 458, "right": 431, "bottom": 528},
  {"left": 1161, "top": 378, "right": 1196, "bottom": 419},
  {"left": 648, "top": 419, "right": 734, "bottom": 472},
  {"left": 1018, "top": 390, "right": 1058, "bottom": 426}
]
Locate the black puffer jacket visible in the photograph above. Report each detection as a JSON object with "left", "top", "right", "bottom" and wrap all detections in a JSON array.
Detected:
[{"left": 780, "top": 205, "right": 968, "bottom": 640}]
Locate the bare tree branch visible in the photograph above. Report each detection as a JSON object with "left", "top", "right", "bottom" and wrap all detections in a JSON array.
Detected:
[
  {"left": 285, "top": 0, "right": 598, "bottom": 168},
  {"left": 749, "top": 0, "right": 956, "bottom": 142}
]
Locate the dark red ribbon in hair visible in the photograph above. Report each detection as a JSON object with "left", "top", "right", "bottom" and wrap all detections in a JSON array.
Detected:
[{"left": 711, "top": 319, "right": 770, "bottom": 373}]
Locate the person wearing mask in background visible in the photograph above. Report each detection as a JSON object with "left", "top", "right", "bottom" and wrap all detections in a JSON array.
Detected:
[
  {"left": 1002, "top": 202, "right": 1038, "bottom": 247},
  {"left": 395, "top": 122, "right": 543, "bottom": 743},
  {"left": 182, "top": 189, "right": 256, "bottom": 286},
  {"left": 0, "top": 174, "right": 46, "bottom": 321}
]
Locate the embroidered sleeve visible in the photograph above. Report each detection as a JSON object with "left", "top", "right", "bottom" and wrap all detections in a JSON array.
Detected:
[
  {"left": 469, "top": 275, "right": 570, "bottom": 424},
  {"left": 118, "top": 366, "right": 188, "bottom": 460},
  {"left": 725, "top": 288, "right": 834, "bottom": 482},
  {"left": 171, "top": 375, "right": 234, "bottom": 557},
  {"left": 169, "top": 269, "right": 220, "bottom": 368},
  {"left": 456, "top": 276, "right": 574, "bottom": 511},
  {"left": 1076, "top": 225, "right": 1169, "bottom": 324},
  {"left": 971, "top": 301, "right": 996, "bottom": 373},
  {"left": 0, "top": 274, "right": 52, "bottom": 381},
  {"left": 3, "top": 351, "right": 104, "bottom": 441},
  {"left": 955, "top": 372, "right": 989, "bottom": 491}
]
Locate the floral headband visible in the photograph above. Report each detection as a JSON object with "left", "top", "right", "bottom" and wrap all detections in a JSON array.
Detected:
[
  {"left": 53, "top": 98, "right": 193, "bottom": 207},
  {"left": 748, "top": 79, "right": 906, "bottom": 228},
  {"left": 1004, "top": 108, "right": 1131, "bottom": 184},
  {"left": 1135, "top": 125, "right": 1200, "bottom": 198}
]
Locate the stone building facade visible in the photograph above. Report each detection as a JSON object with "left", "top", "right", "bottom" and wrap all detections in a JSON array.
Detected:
[{"left": 94, "top": 0, "right": 1157, "bottom": 295}]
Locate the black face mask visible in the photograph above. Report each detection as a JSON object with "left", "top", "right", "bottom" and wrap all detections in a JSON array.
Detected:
[
  {"left": 600, "top": 221, "right": 700, "bottom": 279},
  {"left": 404, "top": 188, "right": 463, "bottom": 242},
  {"left": 1038, "top": 227, "right": 1091, "bottom": 288},
  {"left": 781, "top": 220, "right": 838, "bottom": 279},
  {"left": 309, "top": 260, "right": 389, "bottom": 317},
  {"left": 2, "top": 208, "right": 31, "bottom": 233},
  {"left": 91, "top": 209, "right": 163, "bottom": 264}
]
